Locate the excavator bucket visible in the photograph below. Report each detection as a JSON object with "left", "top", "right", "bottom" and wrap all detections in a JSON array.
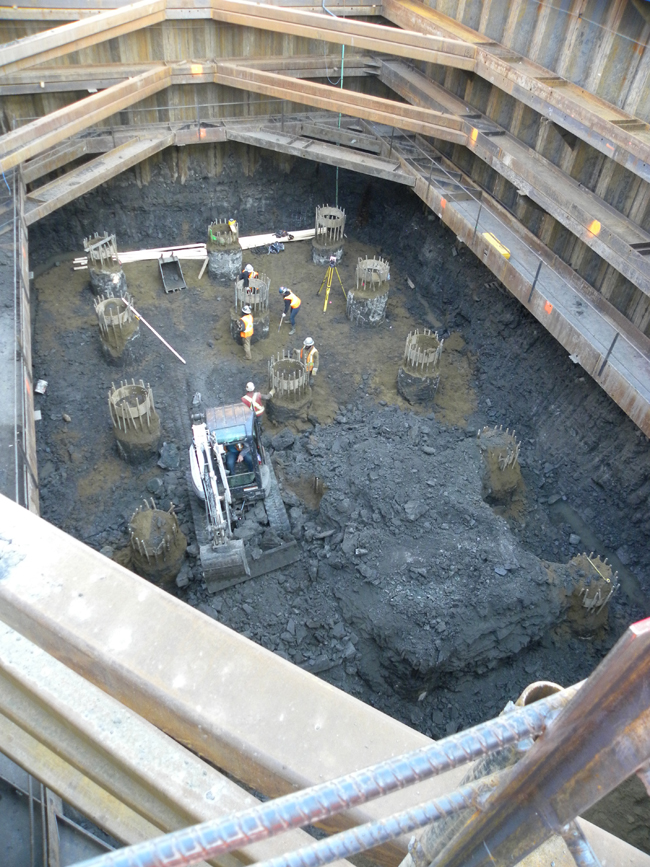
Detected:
[{"left": 200, "top": 539, "right": 250, "bottom": 593}]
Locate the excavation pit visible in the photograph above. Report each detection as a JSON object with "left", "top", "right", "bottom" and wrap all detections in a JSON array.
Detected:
[{"left": 28, "top": 156, "right": 650, "bottom": 853}]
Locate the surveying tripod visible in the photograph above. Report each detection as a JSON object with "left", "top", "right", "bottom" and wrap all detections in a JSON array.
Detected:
[{"left": 317, "top": 256, "right": 346, "bottom": 313}]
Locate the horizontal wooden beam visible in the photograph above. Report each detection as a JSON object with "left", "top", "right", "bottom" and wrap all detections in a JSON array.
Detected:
[
  {"left": 209, "top": 0, "right": 476, "bottom": 69},
  {"left": 214, "top": 63, "right": 468, "bottom": 144},
  {"left": 0, "top": 0, "right": 166, "bottom": 75},
  {"left": 0, "top": 67, "right": 171, "bottom": 172},
  {"left": 24, "top": 133, "right": 173, "bottom": 224}
]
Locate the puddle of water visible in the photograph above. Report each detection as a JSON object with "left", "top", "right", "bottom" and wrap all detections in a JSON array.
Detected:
[{"left": 549, "top": 500, "right": 645, "bottom": 606}]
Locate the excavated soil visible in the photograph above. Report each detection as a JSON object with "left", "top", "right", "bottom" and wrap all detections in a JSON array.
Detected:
[{"left": 29, "top": 154, "right": 650, "bottom": 850}]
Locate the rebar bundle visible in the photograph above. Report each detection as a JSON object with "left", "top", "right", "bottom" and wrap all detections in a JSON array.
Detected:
[
  {"left": 404, "top": 329, "right": 444, "bottom": 374},
  {"left": 269, "top": 351, "right": 309, "bottom": 401},
  {"left": 314, "top": 205, "right": 346, "bottom": 247},
  {"left": 108, "top": 379, "right": 157, "bottom": 433},
  {"left": 235, "top": 273, "right": 270, "bottom": 314}
]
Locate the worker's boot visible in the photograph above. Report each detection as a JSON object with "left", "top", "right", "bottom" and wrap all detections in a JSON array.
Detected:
[{"left": 289, "top": 327, "right": 296, "bottom": 335}]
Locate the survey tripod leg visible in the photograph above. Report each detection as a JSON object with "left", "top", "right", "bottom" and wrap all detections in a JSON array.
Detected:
[{"left": 317, "top": 265, "right": 346, "bottom": 313}]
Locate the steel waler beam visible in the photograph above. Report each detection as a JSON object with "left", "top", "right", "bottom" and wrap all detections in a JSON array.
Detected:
[
  {"left": 213, "top": 64, "right": 468, "bottom": 145},
  {"left": 0, "top": 67, "right": 172, "bottom": 172},
  {"left": 208, "top": 0, "right": 476, "bottom": 70},
  {"left": 0, "top": 0, "right": 166, "bottom": 76},
  {"left": 381, "top": 0, "right": 650, "bottom": 184}
]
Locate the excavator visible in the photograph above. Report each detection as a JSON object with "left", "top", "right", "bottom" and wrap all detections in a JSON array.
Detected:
[{"left": 189, "top": 401, "right": 298, "bottom": 591}]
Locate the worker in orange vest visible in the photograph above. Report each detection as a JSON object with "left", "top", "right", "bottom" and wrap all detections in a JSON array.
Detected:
[
  {"left": 239, "top": 304, "right": 254, "bottom": 360},
  {"left": 241, "top": 381, "right": 275, "bottom": 421},
  {"left": 239, "top": 264, "right": 258, "bottom": 290},
  {"left": 279, "top": 286, "right": 301, "bottom": 335},
  {"left": 296, "top": 336, "right": 319, "bottom": 385}
]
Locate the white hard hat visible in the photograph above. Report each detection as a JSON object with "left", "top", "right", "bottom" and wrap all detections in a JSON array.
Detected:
[
  {"left": 242, "top": 305, "right": 251, "bottom": 314},
  {"left": 303, "top": 336, "right": 314, "bottom": 346},
  {"left": 245, "top": 264, "right": 254, "bottom": 272},
  {"left": 246, "top": 381, "right": 255, "bottom": 392}
]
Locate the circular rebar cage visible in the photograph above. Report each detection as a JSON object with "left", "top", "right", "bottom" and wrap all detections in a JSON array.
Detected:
[
  {"left": 404, "top": 329, "right": 444, "bottom": 374},
  {"left": 477, "top": 424, "right": 521, "bottom": 471},
  {"left": 235, "top": 273, "right": 270, "bottom": 314},
  {"left": 314, "top": 205, "right": 346, "bottom": 247},
  {"left": 108, "top": 379, "right": 157, "bottom": 433},
  {"left": 356, "top": 256, "right": 390, "bottom": 292},
  {"left": 84, "top": 231, "right": 120, "bottom": 271},
  {"left": 94, "top": 290, "right": 135, "bottom": 335},
  {"left": 269, "top": 351, "right": 309, "bottom": 401},
  {"left": 129, "top": 499, "right": 181, "bottom": 561},
  {"left": 209, "top": 216, "right": 239, "bottom": 246}
]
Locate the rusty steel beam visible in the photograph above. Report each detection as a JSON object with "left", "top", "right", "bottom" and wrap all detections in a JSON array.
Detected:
[
  {"left": 0, "top": 56, "right": 375, "bottom": 95},
  {"left": 0, "top": 492, "right": 471, "bottom": 867},
  {"left": 225, "top": 126, "right": 414, "bottom": 185},
  {"left": 213, "top": 64, "right": 468, "bottom": 145},
  {"left": 0, "top": 66, "right": 172, "bottom": 172},
  {"left": 379, "top": 61, "right": 650, "bottom": 300},
  {"left": 22, "top": 140, "right": 88, "bottom": 183},
  {"left": 0, "top": 619, "right": 350, "bottom": 867},
  {"left": 208, "top": 0, "right": 476, "bottom": 70},
  {"left": 0, "top": 0, "right": 166, "bottom": 75},
  {"left": 24, "top": 134, "right": 173, "bottom": 224},
  {"left": 431, "top": 617, "right": 650, "bottom": 867},
  {"left": 381, "top": 0, "right": 650, "bottom": 184},
  {"left": 384, "top": 134, "right": 650, "bottom": 438}
]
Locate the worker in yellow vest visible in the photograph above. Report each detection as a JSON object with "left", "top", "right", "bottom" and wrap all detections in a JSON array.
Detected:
[
  {"left": 239, "top": 304, "right": 254, "bottom": 360},
  {"left": 296, "top": 336, "right": 319, "bottom": 385},
  {"left": 241, "top": 381, "right": 275, "bottom": 421},
  {"left": 279, "top": 286, "right": 301, "bottom": 335}
]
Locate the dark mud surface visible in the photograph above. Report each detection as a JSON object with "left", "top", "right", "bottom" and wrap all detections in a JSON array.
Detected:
[{"left": 30, "top": 153, "right": 650, "bottom": 849}]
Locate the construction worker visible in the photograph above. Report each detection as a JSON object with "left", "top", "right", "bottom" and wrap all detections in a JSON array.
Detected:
[
  {"left": 225, "top": 441, "right": 254, "bottom": 475},
  {"left": 279, "top": 286, "right": 301, "bottom": 335},
  {"left": 296, "top": 337, "right": 319, "bottom": 385},
  {"left": 241, "top": 381, "right": 275, "bottom": 420},
  {"left": 238, "top": 304, "right": 254, "bottom": 360},
  {"left": 239, "top": 264, "right": 258, "bottom": 289}
]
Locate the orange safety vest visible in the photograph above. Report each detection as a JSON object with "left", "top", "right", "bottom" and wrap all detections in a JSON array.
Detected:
[
  {"left": 285, "top": 290, "right": 301, "bottom": 309},
  {"left": 240, "top": 314, "right": 254, "bottom": 338},
  {"left": 300, "top": 346, "right": 317, "bottom": 373},
  {"left": 242, "top": 392, "right": 265, "bottom": 416}
]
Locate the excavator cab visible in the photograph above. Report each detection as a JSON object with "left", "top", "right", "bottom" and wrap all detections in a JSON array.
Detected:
[{"left": 204, "top": 404, "right": 269, "bottom": 501}]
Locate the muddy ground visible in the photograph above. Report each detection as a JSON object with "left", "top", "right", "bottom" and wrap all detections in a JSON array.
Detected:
[{"left": 29, "top": 152, "right": 650, "bottom": 851}]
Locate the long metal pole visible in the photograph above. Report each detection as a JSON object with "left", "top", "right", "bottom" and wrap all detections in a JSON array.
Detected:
[
  {"left": 72, "top": 684, "right": 579, "bottom": 867},
  {"left": 124, "top": 301, "right": 186, "bottom": 364}
]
